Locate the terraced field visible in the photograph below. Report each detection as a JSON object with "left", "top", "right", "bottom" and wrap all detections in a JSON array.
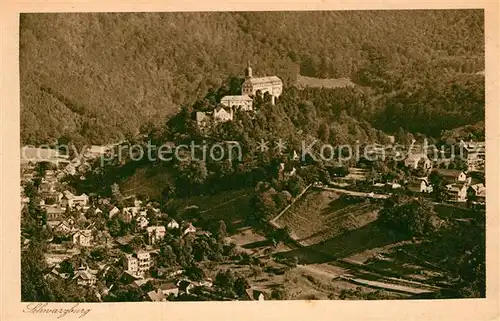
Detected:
[{"left": 275, "top": 190, "right": 382, "bottom": 246}]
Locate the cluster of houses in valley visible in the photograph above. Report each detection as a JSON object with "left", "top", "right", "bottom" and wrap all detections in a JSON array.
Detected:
[
  {"left": 195, "top": 62, "right": 283, "bottom": 128},
  {"left": 363, "top": 139, "right": 485, "bottom": 172},
  {"left": 402, "top": 139, "right": 485, "bottom": 204},
  {"left": 21, "top": 145, "right": 221, "bottom": 301},
  {"left": 21, "top": 144, "right": 115, "bottom": 181},
  {"left": 410, "top": 169, "right": 485, "bottom": 204},
  {"left": 323, "top": 139, "right": 486, "bottom": 205}
]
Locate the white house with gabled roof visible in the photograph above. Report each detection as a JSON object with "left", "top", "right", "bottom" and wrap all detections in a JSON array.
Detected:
[{"left": 221, "top": 95, "right": 253, "bottom": 111}]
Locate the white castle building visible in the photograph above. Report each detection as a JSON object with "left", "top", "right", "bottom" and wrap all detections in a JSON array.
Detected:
[
  {"left": 220, "top": 95, "right": 253, "bottom": 111},
  {"left": 241, "top": 61, "right": 282, "bottom": 104},
  {"left": 196, "top": 62, "right": 283, "bottom": 127}
]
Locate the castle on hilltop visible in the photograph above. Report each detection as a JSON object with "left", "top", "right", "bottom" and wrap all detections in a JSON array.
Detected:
[
  {"left": 195, "top": 62, "right": 283, "bottom": 127},
  {"left": 241, "top": 61, "right": 283, "bottom": 104}
]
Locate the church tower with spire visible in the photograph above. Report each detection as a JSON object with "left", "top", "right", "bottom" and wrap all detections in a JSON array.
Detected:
[
  {"left": 241, "top": 60, "right": 282, "bottom": 104},
  {"left": 244, "top": 61, "right": 253, "bottom": 78}
]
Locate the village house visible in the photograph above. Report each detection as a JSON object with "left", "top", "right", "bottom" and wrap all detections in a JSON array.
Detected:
[
  {"left": 126, "top": 251, "right": 151, "bottom": 277},
  {"left": 468, "top": 183, "right": 486, "bottom": 204},
  {"left": 124, "top": 253, "right": 139, "bottom": 273},
  {"left": 195, "top": 278, "right": 213, "bottom": 288},
  {"left": 404, "top": 153, "right": 432, "bottom": 170},
  {"left": 146, "top": 226, "right": 166, "bottom": 244},
  {"left": 120, "top": 210, "right": 133, "bottom": 223},
  {"left": 436, "top": 169, "right": 469, "bottom": 185},
  {"left": 42, "top": 170, "right": 58, "bottom": 183},
  {"left": 446, "top": 183, "right": 468, "bottom": 202},
  {"left": 72, "top": 267, "right": 97, "bottom": 287},
  {"left": 177, "top": 279, "right": 195, "bottom": 295},
  {"left": 72, "top": 229, "right": 93, "bottom": 247},
  {"left": 387, "top": 181, "right": 402, "bottom": 189},
  {"left": 44, "top": 169, "right": 56, "bottom": 176},
  {"left": 44, "top": 264, "right": 71, "bottom": 281},
  {"left": 244, "top": 288, "right": 266, "bottom": 301},
  {"left": 61, "top": 191, "right": 89, "bottom": 208},
  {"left": 120, "top": 205, "right": 141, "bottom": 223},
  {"left": 41, "top": 190, "right": 61, "bottom": 205},
  {"left": 461, "top": 140, "right": 485, "bottom": 172},
  {"left": 99, "top": 198, "right": 111, "bottom": 206},
  {"left": 84, "top": 145, "right": 111, "bottom": 159},
  {"left": 39, "top": 182, "right": 56, "bottom": 194},
  {"left": 136, "top": 215, "right": 149, "bottom": 230},
  {"left": 220, "top": 95, "right": 253, "bottom": 112},
  {"left": 109, "top": 206, "right": 120, "bottom": 219},
  {"left": 124, "top": 251, "right": 151, "bottom": 277},
  {"left": 213, "top": 106, "right": 234, "bottom": 123},
  {"left": 146, "top": 289, "right": 167, "bottom": 302},
  {"left": 63, "top": 163, "right": 77, "bottom": 176},
  {"left": 45, "top": 206, "right": 65, "bottom": 221},
  {"left": 182, "top": 223, "right": 197, "bottom": 236},
  {"left": 278, "top": 163, "right": 297, "bottom": 181},
  {"left": 241, "top": 61, "right": 283, "bottom": 104},
  {"left": 155, "top": 267, "right": 184, "bottom": 279},
  {"left": 123, "top": 206, "right": 140, "bottom": 217},
  {"left": 167, "top": 219, "right": 180, "bottom": 230},
  {"left": 53, "top": 221, "right": 75, "bottom": 235},
  {"left": 419, "top": 178, "right": 433, "bottom": 193},
  {"left": 195, "top": 111, "right": 212, "bottom": 128},
  {"left": 71, "top": 156, "right": 82, "bottom": 167},
  {"left": 158, "top": 282, "right": 180, "bottom": 297}
]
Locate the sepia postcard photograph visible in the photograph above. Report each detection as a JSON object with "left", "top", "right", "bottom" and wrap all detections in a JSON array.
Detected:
[{"left": 1, "top": 1, "right": 499, "bottom": 321}]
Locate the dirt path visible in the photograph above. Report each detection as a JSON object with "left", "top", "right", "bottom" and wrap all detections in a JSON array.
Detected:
[
  {"left": 200, "top": 193, "right": 248, "bottom": 213},
  {"left": 346, "top": 278, "right": 433, "bottom": 294},
  {"left": 318, "top": 187, "right": 389, "bottom": 199},
  {"left": 271, "top": 184, "right": 313, "bottom": 225},
  {"left": 296, "top": 264, "right": 346, "bottom": 279}
]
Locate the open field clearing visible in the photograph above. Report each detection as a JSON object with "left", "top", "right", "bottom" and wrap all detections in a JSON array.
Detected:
[
  {"left": 167, "top": 188, "right": 254, "bottom": 227},
  {"left": 120, "top": 167, "right": 172, "bottom": 199},
  {"left": 295, "top": 75, "right": 356, "bottom": 89}
]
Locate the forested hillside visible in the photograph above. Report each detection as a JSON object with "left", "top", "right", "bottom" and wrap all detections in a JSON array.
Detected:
[{"left": 20, "top": 10, "right": 484, "bottom": 145}]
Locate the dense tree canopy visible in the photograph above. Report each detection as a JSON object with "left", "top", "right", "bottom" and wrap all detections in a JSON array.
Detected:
[{"left": 21, "top": 10, "right": 484, "bottom": 145}]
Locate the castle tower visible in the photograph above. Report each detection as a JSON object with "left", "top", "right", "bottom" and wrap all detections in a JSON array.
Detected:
[{"left": 245, "top": 61, "right": 252, "bottom": 78}]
